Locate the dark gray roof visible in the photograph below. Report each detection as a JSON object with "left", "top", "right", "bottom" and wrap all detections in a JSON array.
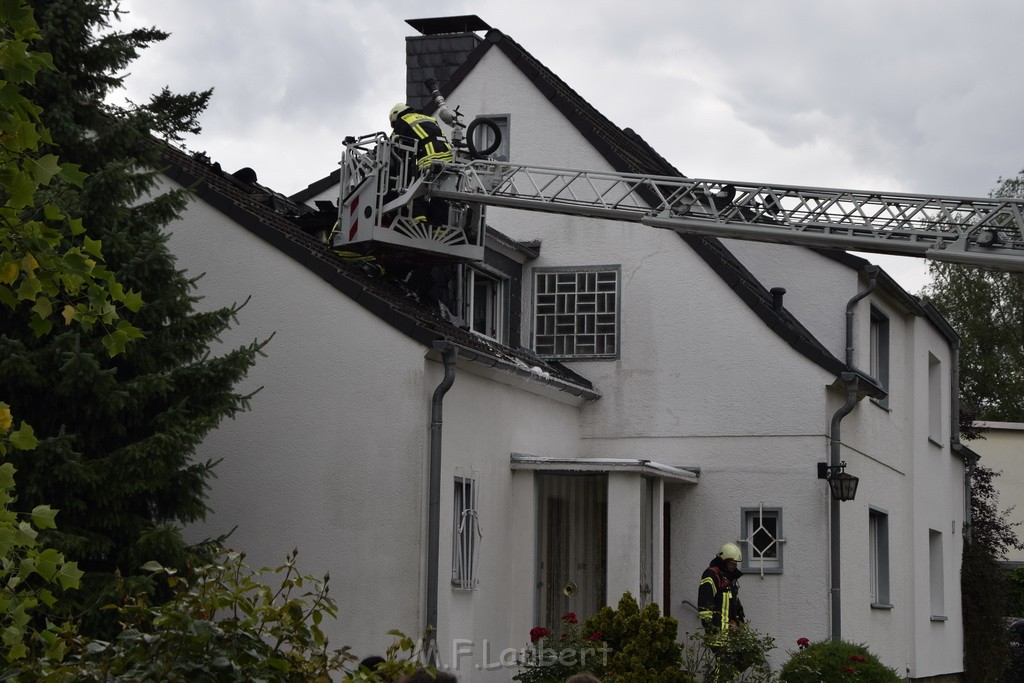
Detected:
[{"left": 156, "top": 142, "right": 600, "bottom": 401}]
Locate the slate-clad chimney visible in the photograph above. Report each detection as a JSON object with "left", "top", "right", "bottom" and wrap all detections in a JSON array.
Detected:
[{"left": 405, "top": 15, "right": 490, "bottom": 111}]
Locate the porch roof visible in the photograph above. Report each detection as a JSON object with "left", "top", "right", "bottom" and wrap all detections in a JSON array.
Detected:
[{"left": 510, "top": 453, "right": 699, "bottom": 484}]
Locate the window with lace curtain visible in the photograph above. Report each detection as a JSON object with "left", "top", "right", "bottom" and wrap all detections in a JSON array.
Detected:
[{"left": 452, "top": 477, "right": 480, "bottom": 590}]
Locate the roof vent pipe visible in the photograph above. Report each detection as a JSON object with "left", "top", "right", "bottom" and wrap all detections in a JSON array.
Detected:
[{"left": 770, "top": 287, "right": 786, "bottom": 312}]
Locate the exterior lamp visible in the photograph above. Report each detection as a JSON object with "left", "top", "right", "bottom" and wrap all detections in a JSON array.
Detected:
[{"left": 817, "top": 461, "right": 859, "bottom": 502}]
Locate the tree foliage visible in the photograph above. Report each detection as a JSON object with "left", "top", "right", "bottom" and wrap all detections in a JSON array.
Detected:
[
  {"left": 0, "top": 0, "right": 266, "bottom": 634},
  {"left": 962, "top": 463, "right": 1021, "bottom": 680},
  {"left": 924, "top": 169, "right": 1024, "bottom": 422},
  {"left": 925, "top": 171, "right": 1024, "bottom": 678}
]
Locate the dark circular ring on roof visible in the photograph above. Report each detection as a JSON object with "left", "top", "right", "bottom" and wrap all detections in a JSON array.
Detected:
[{"left": 466, "top": 117, "right": 502, "bottom": 159}]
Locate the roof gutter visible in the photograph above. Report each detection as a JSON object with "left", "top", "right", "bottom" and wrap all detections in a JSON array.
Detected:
[{"left": 437, "top": 341, "right": 601, "bottom": 402}]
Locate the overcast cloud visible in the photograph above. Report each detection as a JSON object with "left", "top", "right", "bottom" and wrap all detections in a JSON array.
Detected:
[{"left": 112, "top": 1, "right": 1024, "bottom": 293}]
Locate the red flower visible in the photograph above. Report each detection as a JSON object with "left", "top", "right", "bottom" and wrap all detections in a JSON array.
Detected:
[
  {"left": 561, "top": 612, "right": 578, "bottom": 624},
  {"left": 849, "top": 654, "right": 867, "bottom": 663},
  {"left": 797, "top": 637, "right": 810, "bottom": 649},
  {"left": 842, "top": 666, "right": 857, "bottom": 673},
  {"left": 586, "top": 631, "right": 603, "bottom": 641},
  {"left": 529, "top": 626, "right": 550, "bottom": 643}
]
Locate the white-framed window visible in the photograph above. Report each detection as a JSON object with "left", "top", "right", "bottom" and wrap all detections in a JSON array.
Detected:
[
  {"left": 452, "top": 477, "right": 481, "bottom": 590},
  {"left": 870, "top": 306, "right": 890, "bottom": 408},
  {"left": 533, "top": 266, "right": 621, "bottom": 359},
  {"left": 740, "top": 506, "right": 784, "bottom": 575},
  {"left": 463, "top": 266, "right": 506, "bottom": 342},
  {"left": 869, "top": 507, "right": 891, "bottom": 607},
  {"left": 928, "top": 352, "right": 943, "bottom": 445},
  {"left": 929, "top": 529, "right": 945, "bottom": 618},
  {"left": 471, "top": 114, "right": 510, "bottom": 161}
]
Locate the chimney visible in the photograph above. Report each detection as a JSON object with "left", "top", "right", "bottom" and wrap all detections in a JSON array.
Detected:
[{"left": 404, "top": 15, "right": 490, "bottom": 111}]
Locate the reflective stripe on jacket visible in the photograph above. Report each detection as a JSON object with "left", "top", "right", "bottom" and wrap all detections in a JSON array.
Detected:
[{"left": 392, "top": 112, "right": 453, "bottom": 168}]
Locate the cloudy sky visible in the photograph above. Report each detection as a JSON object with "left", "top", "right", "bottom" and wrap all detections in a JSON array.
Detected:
[{"left": 112, "top": 1, "right": 1024, "bottom": 294}]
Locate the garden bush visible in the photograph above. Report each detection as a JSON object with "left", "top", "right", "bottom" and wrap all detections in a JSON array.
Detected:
[
  {"left": 682, "top": 623, "right": 775, "bottom": 682},
  {"left": 779, "top": 639, "right": 900, "bottom": 682},
  {"left": 514, "top": 610, "right": 608, "bottom": 683},
  {"left": 583, "top": 592, "right": 692, "bottom": 683}
]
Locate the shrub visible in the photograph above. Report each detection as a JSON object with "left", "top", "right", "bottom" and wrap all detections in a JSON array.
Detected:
[
  {"left": 583, "top": 592, "right": 692, "bottom": 683},
  {"left": 779, "top": 639, "right": 900, "bottom": 683},
  {"left": 514, "top": 610, "right": 609, "bottom": 683},
  {"left": 682, "top": 624, "right": 775, "bottom": 682},
  {"left": 6, "top": 548, "right": 421, "bottom": 682}
]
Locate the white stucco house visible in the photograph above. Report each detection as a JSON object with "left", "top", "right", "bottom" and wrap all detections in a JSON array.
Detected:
[{"left": 159, "top": 15, "right": 969, "bottom": 681}]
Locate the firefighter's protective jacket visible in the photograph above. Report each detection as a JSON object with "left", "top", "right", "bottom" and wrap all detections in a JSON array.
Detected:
[
  {"left": 391, "top": 110, "right": 453, "bottom": 169},
  {"left": 697, "top": 556, "right": 746, "bottom": 638}
]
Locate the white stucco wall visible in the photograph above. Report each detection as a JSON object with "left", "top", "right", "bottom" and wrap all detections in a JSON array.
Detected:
[
  {"left": 212, "top": 26, "right": 968, "bottom": 679},
  {"left": 445, "top": 40, "right": 965, "bottom": 679},
  {"left": 160, "top": 179, "right": 431, "bottom": 655},
  {"left": 161, "top": 173, "right": 597, "bottom": 680}
]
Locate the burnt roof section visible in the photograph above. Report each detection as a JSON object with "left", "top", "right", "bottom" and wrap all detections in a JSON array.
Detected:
[{"left": 155, "top": 140, "right": 599, "bottom": 401}]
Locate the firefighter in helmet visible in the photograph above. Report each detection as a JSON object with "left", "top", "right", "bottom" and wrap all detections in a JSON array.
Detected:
[
  {"left": 389, "top": 103, "right": 454, "bottom": 170},
  {"left": 387, "top": 103, "right": 454, "bottom": 225},
  {"left": 697, "top": 542, "right": 746, "bottom": 642}
]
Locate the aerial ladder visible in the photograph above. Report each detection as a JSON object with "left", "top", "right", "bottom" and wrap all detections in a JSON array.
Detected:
[{"left": 334, "top": 86, "right": 1024, "bottom": 272}]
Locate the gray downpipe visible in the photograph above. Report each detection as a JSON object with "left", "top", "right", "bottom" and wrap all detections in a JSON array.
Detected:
[
  {"left": 829, "top": 373, "right": 859, "bottom": 642},
  {"left": 829, "top": 266, "right": 878, "bottom": 642},
  {"left": 950, "top": 339, "right": 975, "bottom": 543},
  {"left": 426, "top": 343, "right": 457, "bottom": 662},
  {"left": 845, "top": 265, "right": 879, "bottom": 366}
]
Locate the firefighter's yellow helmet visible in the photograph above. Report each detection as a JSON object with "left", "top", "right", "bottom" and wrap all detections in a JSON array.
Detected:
[
  {"left": 389, "top": 103, "right": 410, "bottom": 124},
  {"left": 718, "top": 542, "right": 743, "bottom": 562}
]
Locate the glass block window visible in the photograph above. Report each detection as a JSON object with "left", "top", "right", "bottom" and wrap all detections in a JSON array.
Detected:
[
  {"left": 533, "top": 266, "right": 620, "bottom": 359},
  {"left": 740, "top": 506, "right": 784, "bottom": 575}
]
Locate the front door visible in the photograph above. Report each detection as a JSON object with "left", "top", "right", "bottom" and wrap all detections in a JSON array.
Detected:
[{"left": 536, "top": 473, "right": 607, "bottom": 631}]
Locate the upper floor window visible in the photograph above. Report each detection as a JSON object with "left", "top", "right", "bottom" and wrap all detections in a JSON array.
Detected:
[
  {"left": 471, "top": 114, "right": 510, "bottom": 161},
  {"left": 533, "top": 266, "right": 620, "bottom": 360},
  {"left": 463, "top": 266, "right": 506, "bottom": 342},
  {"left": 870, "top": 306, "right": 890, "bottom": 408},
  {"left": 928, "top": 352, "right": 943, "bottom": 445}
]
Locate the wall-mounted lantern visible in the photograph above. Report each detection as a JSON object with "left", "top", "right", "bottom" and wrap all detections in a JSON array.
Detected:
[{"left": 817, "top": 461, "right": 859, "bottom": 502}]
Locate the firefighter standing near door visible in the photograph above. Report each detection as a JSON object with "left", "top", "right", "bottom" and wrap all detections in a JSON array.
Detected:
[{"left": 698, "top": 542, "right": 747, "bottom": 678}]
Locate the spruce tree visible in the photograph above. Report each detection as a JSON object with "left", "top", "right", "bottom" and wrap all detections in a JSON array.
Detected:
[{"left": 0, "top": 0, "right": 265, "bottom": 630}]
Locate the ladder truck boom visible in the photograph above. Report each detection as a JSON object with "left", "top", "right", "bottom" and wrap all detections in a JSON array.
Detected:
[{"left": 335, "top": 132, "right": 1024, "bottom": 272}]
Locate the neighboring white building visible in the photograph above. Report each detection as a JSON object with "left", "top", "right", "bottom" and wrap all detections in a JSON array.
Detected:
[
  {"left": 967, "top": 422, "right": 1024, "bottom": 566},
  {"left": 160, "top": 15, "right": 968, "bottom": 682}
]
